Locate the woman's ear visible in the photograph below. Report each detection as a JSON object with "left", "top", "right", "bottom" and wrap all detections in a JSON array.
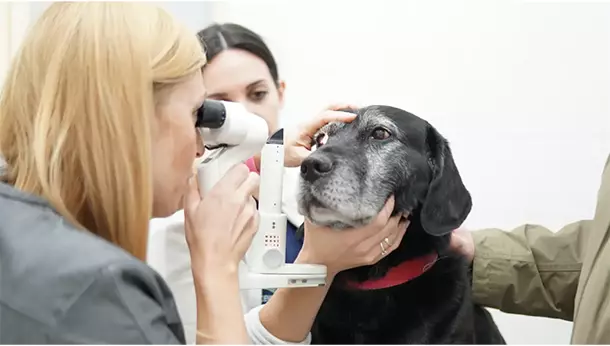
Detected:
[{"left": 277, "top": 80, "right": 286, "bottom": 108}]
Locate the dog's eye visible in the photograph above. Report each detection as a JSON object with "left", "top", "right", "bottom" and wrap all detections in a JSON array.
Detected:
[
  {"left": 314, "top": 133, "right": 327, "bottom": 147},
  {"left": 371, "top": 128, "right": 391, "bottom": 140}
]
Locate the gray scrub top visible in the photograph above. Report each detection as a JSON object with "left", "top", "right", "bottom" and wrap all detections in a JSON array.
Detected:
[{"left": 0, "top": 182, "right": 185, "bottom": 344}]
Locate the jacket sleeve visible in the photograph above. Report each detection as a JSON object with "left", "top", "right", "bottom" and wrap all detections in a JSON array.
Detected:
[
  {"left": 244, "top": 305, "right": 312, "bottom": 345},
  {"left": 471, "top": 220, "right": 591, "bottom": 321}
]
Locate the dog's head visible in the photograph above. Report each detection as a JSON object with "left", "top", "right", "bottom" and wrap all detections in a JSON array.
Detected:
[{"left": 297, "top": 105, "right": 472, "bottom": 280}]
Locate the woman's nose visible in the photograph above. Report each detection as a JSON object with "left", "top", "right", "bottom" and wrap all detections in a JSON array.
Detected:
[{"left": 196, "top": 129, "right": 205, "bottom": 158}]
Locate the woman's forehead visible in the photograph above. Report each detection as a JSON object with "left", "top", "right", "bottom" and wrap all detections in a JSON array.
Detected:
[{"left": 203, "top": 49, "right": 274, "bottom": 92}]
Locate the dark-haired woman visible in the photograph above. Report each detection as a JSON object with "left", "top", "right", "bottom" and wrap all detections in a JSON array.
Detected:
[{"left": 197, "top": 23, "right": 303, "bottom": 300}]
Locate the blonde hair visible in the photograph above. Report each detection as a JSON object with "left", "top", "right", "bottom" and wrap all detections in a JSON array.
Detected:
[{"left": 0, "top": 2, "right": 206, "bottom": 260}]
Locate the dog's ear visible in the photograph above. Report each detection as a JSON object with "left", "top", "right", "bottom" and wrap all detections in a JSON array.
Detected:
[{"left": 420, "top": 124, "right": 472, "bottom": 236}]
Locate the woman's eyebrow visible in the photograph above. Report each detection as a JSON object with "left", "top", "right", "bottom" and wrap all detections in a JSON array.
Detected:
[
  {"left": 246, "top": 79, "right": 266, "bottom": 89},
  {"left": 206, "top": 92, "right": 227, "bottom": 99}
]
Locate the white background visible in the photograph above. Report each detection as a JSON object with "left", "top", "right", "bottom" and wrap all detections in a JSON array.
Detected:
[{"left": 4, "top": 1, "right": 610, "bottom": 344}]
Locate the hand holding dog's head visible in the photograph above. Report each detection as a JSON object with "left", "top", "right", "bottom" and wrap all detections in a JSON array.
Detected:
[
  {"left": 297, "top": 105, "right": 471, "bottom": 237},
  {"left": 284, "top": 104, "right": 358, "bottom": 168}
]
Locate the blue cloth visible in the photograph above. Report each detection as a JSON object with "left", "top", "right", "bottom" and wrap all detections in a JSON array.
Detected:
[
  {"left": 261, "top": 221, "right": 304, "bottom": 304},
  {"left": 285, "top": 221, "right": 304, "bottom": 263}
]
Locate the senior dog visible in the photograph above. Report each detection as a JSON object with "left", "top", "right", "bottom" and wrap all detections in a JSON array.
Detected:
[{"left": 296, "top": 105, "right": 505, "bottom": 344}]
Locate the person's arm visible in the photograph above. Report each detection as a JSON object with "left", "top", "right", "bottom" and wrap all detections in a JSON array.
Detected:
[
  {"left": 471, "top": 220, "right": 591, "bottom": 321},
  {"left": 148, "top": 216, "right": 249, "bottom": 344},
  {"left": 193, "top": 265, "right": 249, "bottom": 344},
  {"left": 253, "top": 250, "right": 333, "bottom": 344}
]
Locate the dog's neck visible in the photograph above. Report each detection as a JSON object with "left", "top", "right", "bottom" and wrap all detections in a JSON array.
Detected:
[{"left": 346, "top": 252, "right": 439, "bottom": 290}]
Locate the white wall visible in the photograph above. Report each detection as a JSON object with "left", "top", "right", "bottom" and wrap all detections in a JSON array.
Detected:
[
  {"left": 211, "top": 0, "right": 610, "bottom": 344},
  {"left": 0, "top": 2, "right": 33, "bottom": 88},
  {"left": 0, "top": 1, "right": 218, "bottom": 87},
  {"left": 28, "top": 1, "right": 217, "bottom": 33}
]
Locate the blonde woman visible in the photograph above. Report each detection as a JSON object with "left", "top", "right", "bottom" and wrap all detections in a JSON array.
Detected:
[{"left": 0, "top": 2, "right": 405, "bottom": 344}]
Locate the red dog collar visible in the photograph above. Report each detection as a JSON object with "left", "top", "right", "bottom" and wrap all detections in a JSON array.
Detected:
[{"left": 347, "top": 252, "right": 439, "bottom": 290}]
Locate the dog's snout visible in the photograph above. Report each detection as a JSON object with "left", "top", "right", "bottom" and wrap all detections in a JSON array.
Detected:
[{"left": 301, "top": 155, "right": 334, "bottom": 182}]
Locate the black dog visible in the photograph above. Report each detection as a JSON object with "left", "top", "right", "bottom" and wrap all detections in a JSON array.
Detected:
[{"left": 296, "top": 105, "right": 505, "bottom": 344}]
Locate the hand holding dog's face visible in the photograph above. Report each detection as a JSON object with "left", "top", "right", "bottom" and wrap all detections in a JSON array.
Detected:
[{"left": 298, "top": 196, "right": 410, "bottom": 277}]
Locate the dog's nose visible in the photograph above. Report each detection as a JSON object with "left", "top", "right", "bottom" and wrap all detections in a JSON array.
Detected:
[{"left": 301, "top": 155, "right": 334, "bottom": 182}]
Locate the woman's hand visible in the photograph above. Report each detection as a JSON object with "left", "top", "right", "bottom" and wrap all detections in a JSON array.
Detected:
[
  {"left": 297, "top": 196, "right": 409, "bottom": 278},
  {"left": 449, "top": 228, "right": 475, "bottom": 263},
  {"left": 183, "top": 163, "right": 258, "bottom": 344},
  {"left": 183, "top": 163, "right": 260, "bottom": 275},
  {"left": 284, "top": 103, "right": 359, "bottom": 168}
]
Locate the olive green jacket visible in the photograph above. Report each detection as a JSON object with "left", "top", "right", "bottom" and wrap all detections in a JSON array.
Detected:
[{"left": 471, "top": 154, "right": 610, "bottom": 344}]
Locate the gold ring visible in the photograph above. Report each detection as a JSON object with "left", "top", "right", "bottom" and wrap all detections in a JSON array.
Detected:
[{"left": 380, "top": 242, "right": 387, "bottom": 255}]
